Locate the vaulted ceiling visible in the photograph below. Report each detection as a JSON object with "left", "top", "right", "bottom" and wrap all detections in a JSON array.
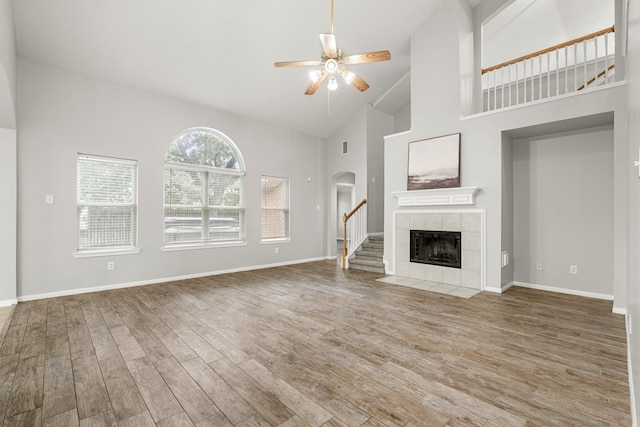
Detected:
[
  {"left": 12, "top": 0, "right": 447, "bottom": 138},
  {"left": 10, "top": 0, "right": 611, "bottom": 139}
]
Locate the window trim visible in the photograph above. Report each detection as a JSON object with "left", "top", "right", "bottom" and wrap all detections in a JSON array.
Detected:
[{"left": 75, "top": 154, "right": 139, "bottom": 257}]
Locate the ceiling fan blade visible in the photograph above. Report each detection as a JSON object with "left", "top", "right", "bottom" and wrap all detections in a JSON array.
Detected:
[
  {"left": 305, "top": 71, "right": 328, "bottom": 95},
  {"left": 274, "top": 60, "right": 322, "bottom": 68},
  {"left": 342, "top": 50, "right": 391, "bottom": 65},
  {"left": 351, "top": 74, "right": 370, "bottom": 92},
  {"left": 319, "top": 33, "right": 337, "bottom": 58}
]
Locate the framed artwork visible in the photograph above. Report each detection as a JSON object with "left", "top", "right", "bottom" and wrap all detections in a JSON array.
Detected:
[{"left": 407, "top": 133, "right": 460, "bottom": 190}]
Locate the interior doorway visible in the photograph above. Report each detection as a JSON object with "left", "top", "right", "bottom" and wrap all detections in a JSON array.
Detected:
[{"left": 335, "top": 172, "right": 356, "bottom": 259}]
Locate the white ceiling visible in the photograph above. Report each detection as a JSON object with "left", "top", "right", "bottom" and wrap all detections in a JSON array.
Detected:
[{"left": 12, "top": 0, "right": 449, "bottom": 138}]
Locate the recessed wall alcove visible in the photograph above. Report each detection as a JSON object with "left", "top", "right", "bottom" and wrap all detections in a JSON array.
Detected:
[{"left": 502, "top": 112, "right": 616, "bottom": 298}]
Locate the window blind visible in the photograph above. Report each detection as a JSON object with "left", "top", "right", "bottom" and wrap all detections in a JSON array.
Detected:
[{"left": 77, "top": 155, "right": 138, "bottom": 250}]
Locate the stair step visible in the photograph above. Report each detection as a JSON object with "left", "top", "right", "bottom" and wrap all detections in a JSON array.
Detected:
[
  {"left": 355, "top": 249, "right": 383, "bottom": 258},
  {"left": 346, "top": 234, "right": 384, "bottom": 274},
  {"left": 362, "top": 242, "right": 383, "bottom": 250},
  {"left": 349, "top": 264, "right": 385, "bottom": 274},
  {"left": 348, "top": 258, "right": 385, "bottom": 274},
  {"left": 353, "top": 254, "right": 382, "bottom": 263}
]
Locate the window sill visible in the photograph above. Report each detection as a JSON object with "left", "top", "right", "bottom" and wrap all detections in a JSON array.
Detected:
[
  {"left": 260, "top": 238, "right": 291, "bottom": 244},
  {"left": 161, "top": 240, "right": 247, "bottom": 252},
  {"left": 73, "top": 248, "right": 141, "bottom": 258}
]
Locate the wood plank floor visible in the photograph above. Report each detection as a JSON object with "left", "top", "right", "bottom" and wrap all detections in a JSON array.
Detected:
[{"left": 0, "top": 260, "right": 630, "bottom": 426}]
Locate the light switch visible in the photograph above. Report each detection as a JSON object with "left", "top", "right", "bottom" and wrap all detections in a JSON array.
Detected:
[{"left": 45, "top": 195, "right": 54, "bottom": 204}]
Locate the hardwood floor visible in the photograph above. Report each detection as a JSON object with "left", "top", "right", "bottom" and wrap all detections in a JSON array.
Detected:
[{"left": 0, "top": 260, "right": 630, "bottom": 426}]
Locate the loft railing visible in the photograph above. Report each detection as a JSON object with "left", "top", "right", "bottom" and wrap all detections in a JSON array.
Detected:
[
  {"left": 482, "top": 26, "right": 615, "bottom": 112},
  {"left": 341, "top": 198, "right": 367, "bottom": 269}
]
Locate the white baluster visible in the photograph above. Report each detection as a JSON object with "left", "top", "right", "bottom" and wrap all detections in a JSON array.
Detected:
[
  {"left": 508, "top": 64, "right": 512, "bottom": 107},
  {"left": 554, "top": 49, "right": 559, "bottom": 96},
  {"left": 604, "top": 32, "right": 609, "bottom": 85},
  {"left": 594, "top": 36, "right": 598, "bottom": 87},
  {"left": 501, "top": 67, "right": 505, "bottom": 109},
  {"left": 583, "top": 40, "right": 587, "bottom": 89},
  {"left": 564, "top": 46, "right": 568, "bottom": 94},
  {"left": 515, "top": 63, "right": 519, "bottom": 105},
  {"left": 547, "top": 51, "right": 551, "bottom": 98},
  {"left": 574, "top": 43, "right": 578, "bottom": 92}
]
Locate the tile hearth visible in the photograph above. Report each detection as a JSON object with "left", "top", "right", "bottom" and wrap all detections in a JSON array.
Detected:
[{"left": 376, "top": 275, "right": 481, "bottom": 298}]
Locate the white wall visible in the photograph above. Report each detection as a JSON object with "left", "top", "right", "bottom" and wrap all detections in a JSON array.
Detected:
[
  {"left": 394, "top": 103, "right": 411, "bottom": 133},
  {"left": 0, "top": 0, "right": 15, "bottom": 129},
  {"left": 482, "top": 0, "right": 615, "bottom": 68},
  {"left": 16, "top": 59, "right": 327, "bottom": 298},
  {"left": 625, "top": 0, "right": 640, "bottom": 420},
  {"left": 326, "top": 107, "right": 367, "bottom": 257},
  {"left": 0, "top": 0, "right": 17, "bottom": 305},
  {"left": 512, "top": 126, "right": 614, "bottom": 296},
  {"left": 0, "top": 128, "right": 16, "bottom": 304},
  {"left": 366, "top": 105, "right": 393, "bottom": 233},
  {"left": 501, "top": 133, "right": 514, "bottom": 286},
  {"left": 384, "top": 0, "right": 627, "bottom": 304}
]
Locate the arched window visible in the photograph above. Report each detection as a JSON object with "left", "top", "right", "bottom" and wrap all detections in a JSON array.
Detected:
[{"left": 163, "top": 128, "right": 246, "bottom": 246}]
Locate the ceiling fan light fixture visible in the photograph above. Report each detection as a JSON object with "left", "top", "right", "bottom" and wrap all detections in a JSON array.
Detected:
[
  {"left": 327, "top": 75, "right": 339, "bottom": 91},
  {"left": 341, "top": 70, "right": 355, "bottom": 84},
  {"left": 325, "top": 58, "right": 339, "bottom": 74},
  {"left": 309, "top": 70, "right": 324, "bottom": 83}
]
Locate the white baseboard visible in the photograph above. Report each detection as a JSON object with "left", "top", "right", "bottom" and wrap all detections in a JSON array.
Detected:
[
  {"left": 368, "top": 232, "right": 384, "bottom": 237},
  {"left": 17, "top": 257, "right": 327, "bottom": 302},
  {"left": 0, "top": 298, "right": 18, "bottom": 307},
  {"left": 484, "top": 281, "right": 515, "bottom": 293},
  {"left": 513, "top": 281, "right": 613, "bottom": 301},
  {"left": 613, "top": 306, "right": 628, "bottom": 315}
]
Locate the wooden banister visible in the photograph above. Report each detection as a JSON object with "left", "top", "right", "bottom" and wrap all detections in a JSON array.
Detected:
[
  {"left": 342, "top": 199, "right": 367, "bottom": 269},
  {"left": 577, "top": 64, "right": 615, "bottom": 90},
  {"left": 482, "top": 26, "right": 614, "bottom": 74},
  {"left": 344, "top": 198, "right": 367, "bottom": 222}
]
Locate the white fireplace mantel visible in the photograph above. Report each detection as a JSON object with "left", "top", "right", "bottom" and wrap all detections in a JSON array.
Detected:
[{"left": 392, "top": 186, "right": 479, "bottom": 207}]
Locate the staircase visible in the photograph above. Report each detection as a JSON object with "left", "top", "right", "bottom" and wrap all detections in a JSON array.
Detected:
[{"left": 348, "top": 235, "right": 384, "bottom": 274}]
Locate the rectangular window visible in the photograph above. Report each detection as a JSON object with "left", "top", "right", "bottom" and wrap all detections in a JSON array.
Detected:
[
  {"left": 76, "top": 154, "right": 138, "bottom": 253},
  {"left": 261, "top": 176, "right": 290, "bottom": 240},
  {"left": 164, "top": 166, "right": 245, "bottom": 244}
]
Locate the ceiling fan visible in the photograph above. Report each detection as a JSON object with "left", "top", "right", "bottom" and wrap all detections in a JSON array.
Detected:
[{"left": 274, "top": 0, "right": 391, "bottom": 95}]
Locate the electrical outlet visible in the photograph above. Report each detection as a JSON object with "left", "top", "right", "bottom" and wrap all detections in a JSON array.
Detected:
[
  {"left": 536, "top": 262, "right": 543, "bottom": 271},
  {"left": 569, "top": 265, "right": 578, "bottom": 274},
  {"left": 274, "top": 247, "right": 279, "bottom": 254},
  {"left": 107, "top": 261, "right": 115, "bottom": 271}
]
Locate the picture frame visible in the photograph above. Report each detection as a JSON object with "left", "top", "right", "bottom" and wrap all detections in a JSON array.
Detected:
[{"left": 407, "top": 133, "right": 460, "bottom": 191}]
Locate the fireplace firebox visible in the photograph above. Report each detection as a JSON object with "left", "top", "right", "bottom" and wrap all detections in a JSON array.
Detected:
[{"left": 410, "top": 230, "right": 461, "bottom": 268}]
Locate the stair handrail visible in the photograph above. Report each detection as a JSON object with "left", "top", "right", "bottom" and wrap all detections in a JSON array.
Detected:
[
  {"left": 577, "top": 63, "right": 615, "bottom": 90},
  {"left": 482, "top": 26, "right": 615, "bottom": 111},
  {"left": 342, "top": 198, "right": 367, "bottom": 269},
  {"left": 482, "top": 26, "right": 614, "bottom": 74}
]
